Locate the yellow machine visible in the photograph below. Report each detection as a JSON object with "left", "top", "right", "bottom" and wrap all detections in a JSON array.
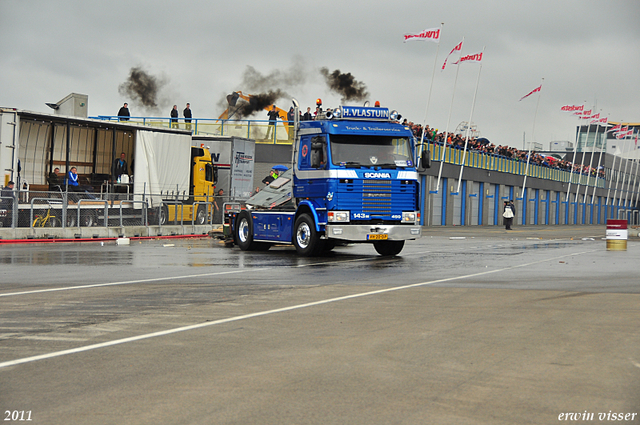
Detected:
[{"left": 218, "top": 91, "right": 292, "bottom": 137}]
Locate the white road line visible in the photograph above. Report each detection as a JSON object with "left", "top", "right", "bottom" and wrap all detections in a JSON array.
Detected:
[{"left": 0, "top": 249, "right": 595, "bottom": 369}]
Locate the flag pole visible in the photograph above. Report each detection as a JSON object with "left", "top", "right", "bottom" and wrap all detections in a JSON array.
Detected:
[
  {"left": 624, "top": 145, "right": 639, "bottom": 210},
  {"left": 456, "top": 46, "right": 485, "bottom": 194},
  {"left": 435, "top": 37, "right": 464, "bottom": 193},
  {"left": 565, "top": 105, "right": 585, "bottom": 223},
  {"left": 591, "top": 114, "right": 609, "bottom": 204},
  {"left": 582, "top": 114, "right": 601, "bottom": 201},
  {"left": 629, "top": 132, "right": 640, "bottom": 209},
  {"left": 612, "top": 127, "right": 631, "bottom": 217},
  {"left": 604, "top": 122, "right": 622, "bottom": 218},
  {"left": 573, "top": 118, "right": 592, "bottom": 207},
  {"left": 521, "top": 78, "right": 544, "bottom": 199},
  {"left": 617, "top": 135, "right": 632, "bottom": 215},
  {"left": 418, "top": 23, "right": 443, "bottom": 164},
  {"left": 621, "top": 130, "right": 638, "bottom": 211}
]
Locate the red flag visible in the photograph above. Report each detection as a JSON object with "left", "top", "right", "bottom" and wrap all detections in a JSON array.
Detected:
[
  {"left": 607, "top": 124, "right": 622, "bottom": 133},
  {"left": 404, "top": 27, "right": 441, "bottom": 43},
  {"left": 573, "top": 109, "right": 592, "bottom": 117},
  {"left": 441, "top": 40, "right": 463, "bottom": 70},
  {"left": 615, "top": 128, "right": 632, "bottom": 139},
  {"left": 453, "top": 51, "right": 483, "bottom": 64},
  {"left": 519, "top": 85, "right": 542, "bottom": 101},
  {"left": 560, "top": 105, "right": 584, "bottom": 113}
]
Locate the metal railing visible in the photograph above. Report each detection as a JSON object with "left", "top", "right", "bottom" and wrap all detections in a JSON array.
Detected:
[
  {"left": 92, "top": 115, "right": 296, "bottom": 144},
  {"left": 0, "top": 189, "right": 220, "bottom": 230}
]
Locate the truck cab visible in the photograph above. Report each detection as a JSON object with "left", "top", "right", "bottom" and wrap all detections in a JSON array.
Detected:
[{"left": 232, "top": 105, "right": 423, "bottom": 256}]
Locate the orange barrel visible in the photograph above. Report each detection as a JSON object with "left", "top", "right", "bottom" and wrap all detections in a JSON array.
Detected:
[{"left": 606, "top": 219, "right": 627, "bottom": 251}]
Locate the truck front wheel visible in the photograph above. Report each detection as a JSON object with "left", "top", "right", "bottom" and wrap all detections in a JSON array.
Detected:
[
  {"left": 235, "top": 211, "right": 259, "bottom": 251},
  {"left": 293, "top": 213, "right": 321, "bottom": 256},
  {"left": 373, "top": 240, "right": 405, "bottom": 256}
]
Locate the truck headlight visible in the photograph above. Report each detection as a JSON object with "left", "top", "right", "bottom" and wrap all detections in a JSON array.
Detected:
[
  {"left": 402, "top": 211, "right": 417, "bottom": 223},
  {"left": 328, "top": 211, "right": 350, "bottom": 222}
]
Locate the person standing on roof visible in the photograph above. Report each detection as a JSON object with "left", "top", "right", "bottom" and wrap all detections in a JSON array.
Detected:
[
  {"left": 183, "top": 103, "right": 192, "bottom": 131},
  {"left": 118, "top": 103, "right": 130, "bottom": 121},
  {"left": 170, "top": 105, "right": 179, "bottom": 129},
  {"left": 302, "top": 107, "right": 312, "bottom": 121},
  {"left": 266, "top": 105, "right": 279, "bottom": 141}
]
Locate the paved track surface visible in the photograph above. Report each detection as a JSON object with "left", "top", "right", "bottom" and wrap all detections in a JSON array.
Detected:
[{"left": 1, "top": 225, "right": 639, "bottom": 424}]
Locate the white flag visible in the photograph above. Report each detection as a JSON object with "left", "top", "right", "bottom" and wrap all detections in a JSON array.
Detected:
[
  {"left": 453, "top": 51, "right": 483, "bottom": 64},
  {"left": 404, "top": 27, "right": 441, "bottom": 43},
  {"left": 441, "top": 40, "right": 463, "bottom": 70}
]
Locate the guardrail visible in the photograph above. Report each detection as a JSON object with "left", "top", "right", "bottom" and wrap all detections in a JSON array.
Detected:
[
  {"left": 92, "top": 115, "right": 295, "bottom": 144},
  {"left": 0, "top": 189, "right": 222, "bottom": 230}
]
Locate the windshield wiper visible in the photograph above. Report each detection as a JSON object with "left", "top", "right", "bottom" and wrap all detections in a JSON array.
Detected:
[{"left": 344, "top": 162, "right": 362, "bottom": 168}]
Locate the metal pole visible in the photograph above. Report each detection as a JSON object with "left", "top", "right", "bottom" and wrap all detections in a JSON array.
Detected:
[
  {"left": 456, "top": 46, "right": 485, "bottom": 194},
  {"left": 436, "top": 37, "right": 464, "bottom": 193},
  {"left": 522, "top": 78, "right": 544, "bottom": 198},
  {"left": 418, "top": 23, "right": 444, "bottom": 160}
]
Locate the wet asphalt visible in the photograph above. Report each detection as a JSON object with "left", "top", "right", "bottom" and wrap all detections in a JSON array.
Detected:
[{"left": 0, "top": 225, "right": 638, "bottom": 424}]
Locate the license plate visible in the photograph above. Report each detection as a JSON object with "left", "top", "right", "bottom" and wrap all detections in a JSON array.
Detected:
[{"left": 367, "top": 234, "right": 388, "bottom": 240}]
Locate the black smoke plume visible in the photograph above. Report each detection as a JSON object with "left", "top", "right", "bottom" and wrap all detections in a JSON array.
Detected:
[
  {"left": 319, "top": 68, "right": 369, "bottom": 102},
  {"left": 217, "top": 59, "right": 307, "bottom": 116},
  {"left": 232, "top": 90, "right": 287, "bottom": 119},
  {"left": 118, "top": 67, "right": 166, "bottom": 110}
]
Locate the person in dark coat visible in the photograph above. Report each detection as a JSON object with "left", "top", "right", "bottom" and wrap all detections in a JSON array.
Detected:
[
  {"left": 118, "top": 103, "right": 130, "bottom": 121},
  {"left": 112, "top": 152, "right": 129, "bottom": 183},
  {"left": 183, "top": 103, "right": 192, "bottom": 131},
  {"left": 265, "top": 105, "right": 279, "bottom": 141},
  {"left": 1, "top": 181, "right": 15, "bottom": 210},
  {"left": 170, "top": 105, "right": 179, "bottom": 128},
  {"left": 1, "top": 181, "right": 15, "bottom": 227},
  {"left": 48, "top": 167, "right": 61, "bottom": 191}
]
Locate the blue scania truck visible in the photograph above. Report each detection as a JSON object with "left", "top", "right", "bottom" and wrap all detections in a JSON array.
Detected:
[{"left": 229, "top": 103, "right": 426, "bottom": 256}]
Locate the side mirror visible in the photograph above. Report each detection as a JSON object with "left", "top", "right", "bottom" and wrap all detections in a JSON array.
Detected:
[
  {"left": 310, "top": 138, "right": 327, "bottom": 169},
  {"left": 420, "top": 149, "right": 431, "bottom": 169}
]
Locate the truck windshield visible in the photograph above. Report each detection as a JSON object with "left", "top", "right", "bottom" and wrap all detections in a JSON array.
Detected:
[{"left": 329, "top": 135, "right": 413, "bottom": 168}]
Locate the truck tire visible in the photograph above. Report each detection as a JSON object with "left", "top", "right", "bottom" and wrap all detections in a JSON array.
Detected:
[
  {"left": 195, "top": 205, "right": 207, "bottom": 225},
  {"left": 81, "top": 211, "right": 96, "bottom": 227},
  {"left": 235, "top": 211, "right": 256, "bottom": 251},
  {"left": 65, "top": 213, "right": 76, "bottom": 228},
  {"left": 322, "top": 240, "right": 337, "bottom": 253},
  {"left": 293, "top": 213, "right": 321, "bottom": 256},
  {"left": 157, "top": 205, "right": 169, "bottom": 225},
  {"left": 373, "top": 240, "right": 404, "bottom": 256},
  {"left": 47, "top": 216, "right": 61, "bottom": 228}
]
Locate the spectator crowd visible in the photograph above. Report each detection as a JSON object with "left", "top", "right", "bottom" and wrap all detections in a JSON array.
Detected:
[{"left": 403, "top": 120, "right": 605, "bottom": 179}]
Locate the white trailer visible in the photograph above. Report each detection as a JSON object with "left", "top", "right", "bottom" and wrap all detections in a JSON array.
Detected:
[{"left": 0, "top": 108, "right": 215, "bottom": 228}]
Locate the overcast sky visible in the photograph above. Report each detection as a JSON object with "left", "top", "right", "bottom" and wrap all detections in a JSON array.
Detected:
[{"left": 1, "top": 0, "right": 639, "bottom": 150}]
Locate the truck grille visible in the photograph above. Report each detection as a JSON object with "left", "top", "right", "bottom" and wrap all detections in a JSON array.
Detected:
[
  {"left": 336, "top": 179, "right": 416, "bottom": 217},
  {"left": 362, "top": 180, "right": 392, "bottom": 214}
]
